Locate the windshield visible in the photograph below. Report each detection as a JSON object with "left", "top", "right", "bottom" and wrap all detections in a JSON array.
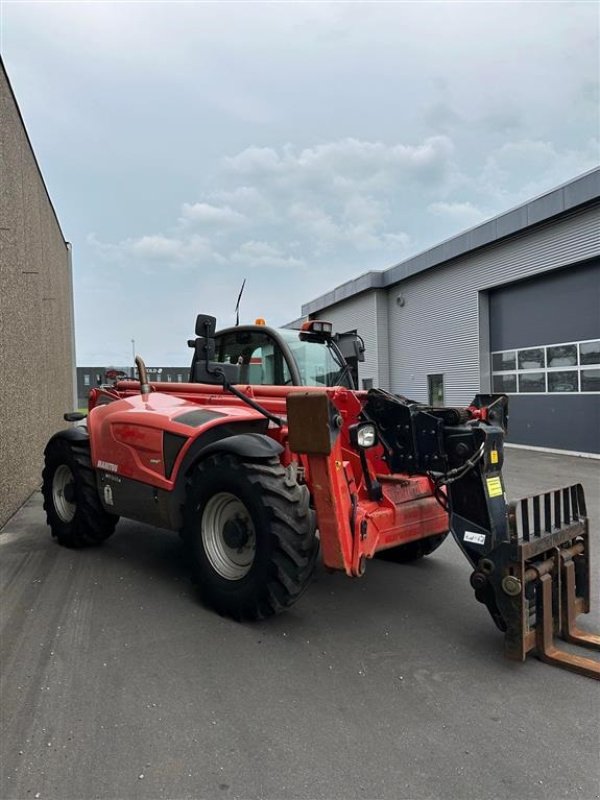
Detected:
[
  {"left": 277, "top": 329, "right": 353, "bottom": 388},
  {"left": 212, "top": 327, "right": 353, "bottom": 388}
]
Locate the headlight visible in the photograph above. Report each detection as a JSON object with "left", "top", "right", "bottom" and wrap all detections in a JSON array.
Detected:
[{"left": 350, "top": 423, "right": 377, "bottom": 449}]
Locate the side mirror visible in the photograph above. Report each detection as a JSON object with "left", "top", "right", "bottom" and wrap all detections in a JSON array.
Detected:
[
  {"left": 353, "top": 338, "right": 365, "bottom": 363},
  {"left": 335, "top": 331, "right": 365, "bottom": 363},
  {"left": 195, "top": 314, "right": 217, "bottom": 338}
]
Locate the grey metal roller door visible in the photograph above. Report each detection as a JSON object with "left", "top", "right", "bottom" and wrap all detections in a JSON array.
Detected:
[{"left": 489, "top": 259, "right": 600, "bottom": 454}]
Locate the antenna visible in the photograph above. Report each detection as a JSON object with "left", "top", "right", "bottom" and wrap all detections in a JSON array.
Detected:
[{"left": 235, "top": 278, "right": 246, "bottom": 326}]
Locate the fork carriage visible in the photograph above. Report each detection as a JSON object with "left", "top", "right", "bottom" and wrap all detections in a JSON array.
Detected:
[{"left": 487, "top": 485, "right": 599, "bottom": 678}]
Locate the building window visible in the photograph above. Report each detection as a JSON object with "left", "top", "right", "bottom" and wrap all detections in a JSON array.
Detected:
[
  {"left": 580, "top": 340, "right": 600, "bottom": 365},
  {"left": 491, "top": 339, "right": 600, "bottom": 394},
  {"left": 362, "top": 378, "right": 373, "bottom": 390},
  {"left": 167, "top": 374, "right": 172, "bottom": 382},
  {"left": 83, "top": 374, "right": 90, "bottom": 386},
  {"left": 428, "top": 374, "right": 444, "bottom": 406},
  {"left": 547, "top": 371, "right": 578, "bottom": 393},
  {"left": 492, "top": 351, "right": 516, "bottom": 372},
  {"left": 492, "top": 373, "right": 516, "bottom": 393},
  {"left": 518, "top": 372, "right": 545, "bottom": 393},
  {"left": 177, "top": 374, "right": 183, "bottom": 382},
  {"left": 581, "top": 369, "right": 600, "bottom": 392},
  {"left": 518, "top": 347, "right": 545, "bottom": 370},
  {"left": 547, "top": 344, "right": 577, "bottom": 368}
]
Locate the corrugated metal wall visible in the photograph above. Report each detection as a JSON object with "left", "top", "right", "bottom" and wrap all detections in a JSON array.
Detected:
[
  {"left": 316, "top": 290, "right": 382, "bottom": 387},
  {"left": 375, "top": 290, "right": 390, "bottom": 389},
  {"left": 386, "top": 204, "right": 600, "bottom": 405}
]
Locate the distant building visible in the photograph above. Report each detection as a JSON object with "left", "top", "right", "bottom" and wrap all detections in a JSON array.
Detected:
[
  {"left": 293, "top": 170, "right": 600, "bottom": 456},
  {"left": 0, "top": 59, "right": 76, "bottom": 527},
  {"left": 77, "top": 366, "right": 190, "bottom": 407}
]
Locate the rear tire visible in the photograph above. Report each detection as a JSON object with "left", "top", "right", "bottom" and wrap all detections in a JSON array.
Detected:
[
  {"left": 376, "top": 532, "right": 448, "bottom": 563},
  {"left": 183, "top": 453, "right": 318, "bottom": 620},
  {"left": 42, "top": 437, "right": 118, "bottom": 547}
]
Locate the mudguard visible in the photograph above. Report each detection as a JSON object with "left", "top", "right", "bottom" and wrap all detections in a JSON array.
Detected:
[
  {"left": 198, "top": 432, "right": 283, "bottom": 462},
  {"left": 44, "top": 425, "right": 89, "bottom": 451}
]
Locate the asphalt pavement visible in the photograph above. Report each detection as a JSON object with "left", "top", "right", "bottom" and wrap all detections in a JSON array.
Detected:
[{"left": 1, "top": 448, "right": 599, "bottom": 800}]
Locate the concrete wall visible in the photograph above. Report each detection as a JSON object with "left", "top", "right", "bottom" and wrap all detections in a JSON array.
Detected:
[{"left": 0, "top": 61, "right": 75, "bottom": 527}]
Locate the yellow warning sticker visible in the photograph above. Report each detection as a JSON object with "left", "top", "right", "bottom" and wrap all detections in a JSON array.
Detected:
[
  {"left": 486, "top": 476, "right": 503, "bottom": 498},
  {"left": 490, "top": 449, "right": 499, "bottom": 464}
]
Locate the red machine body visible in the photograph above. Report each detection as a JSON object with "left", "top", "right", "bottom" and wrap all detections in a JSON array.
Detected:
[{"left": 88, "top": 380, "right": 448, "bottom": 576}]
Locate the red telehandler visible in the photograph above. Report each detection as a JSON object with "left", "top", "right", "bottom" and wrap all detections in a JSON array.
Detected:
[{"left": 43, "top": 315, "right": 599, "bottom": 678}]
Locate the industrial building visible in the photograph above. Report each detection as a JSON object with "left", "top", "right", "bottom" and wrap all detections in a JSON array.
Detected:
[
  {"left": 297, "top": 169, "right": 600, "bottom": 456},
  {"left": 76, "top": 366, "right": 189, "bottom": 408},
  {"left": 0, "top": 60, "right": 76, "bottom": 527}
]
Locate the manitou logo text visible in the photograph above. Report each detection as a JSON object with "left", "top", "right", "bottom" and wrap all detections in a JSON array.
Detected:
[{"left": 98, "top": 460, "right": 118, "bottom": 473}]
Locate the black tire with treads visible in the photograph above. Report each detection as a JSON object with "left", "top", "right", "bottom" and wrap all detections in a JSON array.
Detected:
[
  {"left": 183, "top": 453, "right": 318, "bottom": 620},
  {"left": 42, "top": 437, "right": 118, "bottom": 548}
]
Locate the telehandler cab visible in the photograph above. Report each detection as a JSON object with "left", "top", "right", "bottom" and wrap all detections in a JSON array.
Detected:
[{"left": 43, "top": 314, "right": 599, "bottom": 678}]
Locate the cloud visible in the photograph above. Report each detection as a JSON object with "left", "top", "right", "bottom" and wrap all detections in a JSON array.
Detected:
[
  {"left": 423, "top": 102, "right": 463, "bottom": 133},
  {"left": 231, "top": 240, "right": 306, "bottom": 270},
  {"left": 477, "top": 137, "right": 600, "bottom": 204},
  {"left": 89, "top": 131, "right": 596, "bottom": 287},
  {"left": 224, "top": 136, "right": 455, "bottom": 191},
  {"left": 88, "top": 231, "right": 224, "bottom": 269},
  {"left": 180, "top": 202, "right": 246, "bottom": 226},
  {"left": 428, "top": 201, "right": 486, "bottom": 228},
  {"left": 130, "top": 235, "right": 184, "bottom": 260},
  {"left": 211, "top": 187, "right": 275, "bottom": 219},
  {"left": 89, "top": 135, "right": 444, "bottom": 273}
]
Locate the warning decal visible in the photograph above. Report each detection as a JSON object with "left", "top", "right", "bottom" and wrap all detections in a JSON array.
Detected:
[
  {"left": 464, "top": 530, "right": 486, "bottom": 545},
  {"left": 486, "top": 476, "right": 503, "bottom": 498}
]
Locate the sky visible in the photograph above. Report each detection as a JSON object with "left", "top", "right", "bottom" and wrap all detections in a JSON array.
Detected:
[{"left": 1, "top": 1, "right": 598, "bottom": 366}]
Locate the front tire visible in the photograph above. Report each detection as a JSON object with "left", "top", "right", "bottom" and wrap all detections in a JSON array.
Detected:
[
  {"left": 42, "top": 437, "right": 118, "bottom": 547},
  {"left": 376, "top": 532, "right": 448, "bottom": 563},
  {"left": 183, "top": 454, "right": 318, "bottom": 620}
]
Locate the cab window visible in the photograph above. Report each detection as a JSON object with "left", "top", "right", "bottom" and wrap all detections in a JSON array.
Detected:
[{"left": 214, "top": 331, "right": 291, "bottom": 385}]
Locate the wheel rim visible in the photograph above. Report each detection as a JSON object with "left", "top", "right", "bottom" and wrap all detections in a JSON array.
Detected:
[
  {"left": 201, "top": 492, "right": 256, "bottom": 580},
  {"left": 52, "top": 465, "right": 76, "bottom": 522}
]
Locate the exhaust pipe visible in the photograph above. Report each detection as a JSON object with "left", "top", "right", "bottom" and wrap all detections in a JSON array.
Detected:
[{"left": 135, "top": 355, "right": 150, "bottom": 396}]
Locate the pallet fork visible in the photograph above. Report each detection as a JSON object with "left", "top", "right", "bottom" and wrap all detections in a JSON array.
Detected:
[
  {"left": 495, "top": 485, "right": 599, "bottom": 679},
  {"left": 453, "top": 478, "right": 599, "bottom": 680}
]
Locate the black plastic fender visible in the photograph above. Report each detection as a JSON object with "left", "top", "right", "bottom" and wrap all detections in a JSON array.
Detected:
[
  {"left": 198, "top": 432, "right": 283, "bottom": 462},
  {"left": 44, "top": 425, "right": 89, "bottom": 452}
]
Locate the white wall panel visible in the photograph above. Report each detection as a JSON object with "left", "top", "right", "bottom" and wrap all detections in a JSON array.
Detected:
[{"left": 316, "top": 291, "right": 382, "bottom": 387}]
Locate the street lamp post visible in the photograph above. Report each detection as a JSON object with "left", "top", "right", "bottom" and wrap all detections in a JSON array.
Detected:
[{"left": 131, "top": 338, "right": 136, "bottom": 378}]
